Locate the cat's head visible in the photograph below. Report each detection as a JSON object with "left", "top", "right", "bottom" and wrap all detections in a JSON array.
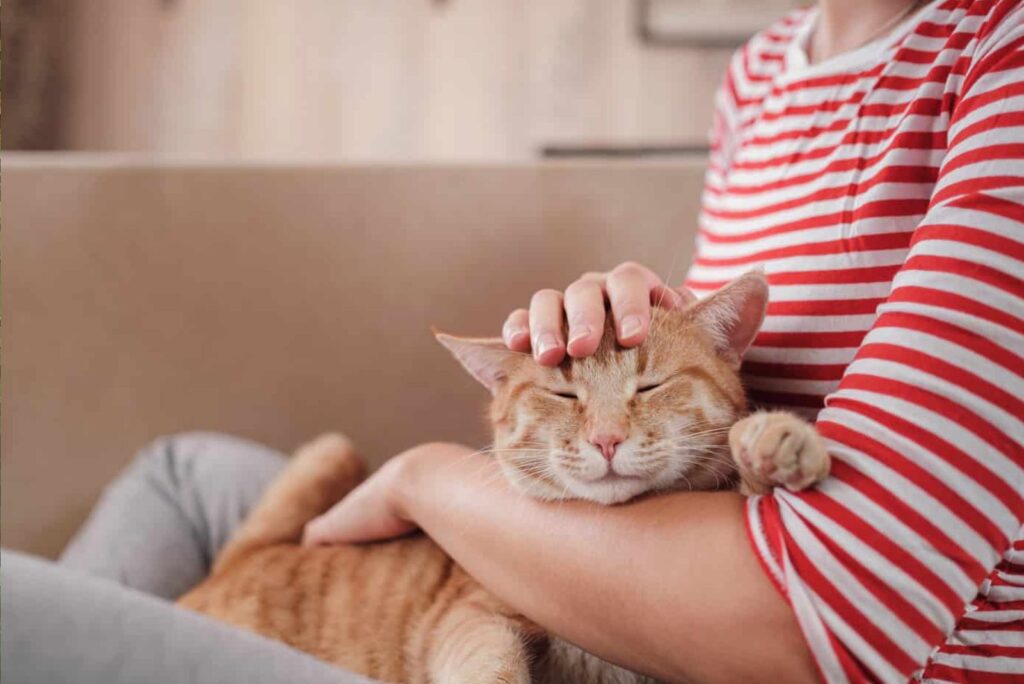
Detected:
[{"left": 436, "top": 271, "right": 768, "bottom": 505}]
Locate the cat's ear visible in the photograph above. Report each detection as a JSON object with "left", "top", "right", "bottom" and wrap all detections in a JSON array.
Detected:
[
  {"left": 434, "top": 331, "right": 525, "bottom": 395},
  {"left": 689, "top": 270, "right": 769, "bottom": 368}
]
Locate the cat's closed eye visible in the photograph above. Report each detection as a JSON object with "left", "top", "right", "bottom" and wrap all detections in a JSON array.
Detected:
[
  {"left": 636, "top": 382, "right": 663, "bottom": 394},
  {"left": 550, "top": 390, "right": 578, "bottom": 400}
]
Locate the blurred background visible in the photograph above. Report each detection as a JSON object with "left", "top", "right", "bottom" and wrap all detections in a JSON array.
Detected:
[
  {"left": 3, "top": 0, "right": 801, "bottom": 557},
  {"left": 3, "top": 0, "right": 799, "bottom": 161}
]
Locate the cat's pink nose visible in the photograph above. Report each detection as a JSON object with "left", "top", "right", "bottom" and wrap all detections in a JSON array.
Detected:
[{"left": 590, "top": 435, "right": 624, "bottom": 461}]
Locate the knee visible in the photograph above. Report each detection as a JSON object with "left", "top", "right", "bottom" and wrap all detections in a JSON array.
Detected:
[{"left": 132, "top": 432, "right": 287, "bottom": 484}]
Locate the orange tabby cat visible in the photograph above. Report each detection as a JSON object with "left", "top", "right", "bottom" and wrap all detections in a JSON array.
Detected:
[{"left": 178, "top": 271, "right": 830, "bottom": 683}]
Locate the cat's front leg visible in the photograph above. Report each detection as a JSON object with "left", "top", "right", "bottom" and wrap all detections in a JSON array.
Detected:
[{"left": 728, "top": 411, "right": 830, "bottom": 496}]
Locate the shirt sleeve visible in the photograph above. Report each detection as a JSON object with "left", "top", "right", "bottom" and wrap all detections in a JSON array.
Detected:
[{"left": 745, "top": 10, "right": 1024, "bottom": 683}]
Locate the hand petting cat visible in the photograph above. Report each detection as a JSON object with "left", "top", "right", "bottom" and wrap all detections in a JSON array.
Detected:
[
  {"left": 502, "top": 261, "right": 695, "bottom": 365},
  {"left": 281, "top": 267, "right": 825, "bottom": 683},
  {"left": 305, "top": 261, "right": 697, "bottom": 547}
]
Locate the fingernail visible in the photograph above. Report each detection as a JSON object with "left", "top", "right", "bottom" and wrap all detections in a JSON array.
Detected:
[
  {"left": 620, "top": 315, "right": 643, "bottom": 339},
  {"left": 505, "top": 325, "right": 529, "bottom": 346},
  {"left": 535, "top": 333, "right": 559, "bottom": 358},
  {"left": 568, "top": 326, "right": 592, "bottom": 347}
]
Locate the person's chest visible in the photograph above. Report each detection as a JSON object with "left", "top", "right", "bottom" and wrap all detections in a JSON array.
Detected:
[{"left": 689, "top": 25, "right": 969, "bottom": 415}]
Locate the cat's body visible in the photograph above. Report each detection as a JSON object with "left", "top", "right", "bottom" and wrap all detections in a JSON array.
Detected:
[
  {"left": 183, "top": 525, "right": 528, "bottom": 683},
  {"left": 179, "top": 272, "right": 830, "bottom": 683}
]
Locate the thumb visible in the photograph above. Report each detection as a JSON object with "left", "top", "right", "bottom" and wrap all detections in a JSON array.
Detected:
[
  {"left": 302, "top": 513, "right": 335, "bottom": 546},
  {"left": 302, "top": 488, "right": 417, "bottom": 546}
]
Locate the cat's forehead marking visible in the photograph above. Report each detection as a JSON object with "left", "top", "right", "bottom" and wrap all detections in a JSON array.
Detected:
[
  {"left": 636, "top": 344, "right": 650, "bottom": 375},
  {"left": 481, "top": 300, "right": 753, "bottom": 504},
  {"left": 559, "top": 363, "right": 573, "bottom": 383}
]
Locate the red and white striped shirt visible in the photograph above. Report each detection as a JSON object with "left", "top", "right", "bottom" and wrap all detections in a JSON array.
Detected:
[{"left": 684, "top": 1, "right": 1024, "bottom": 681}]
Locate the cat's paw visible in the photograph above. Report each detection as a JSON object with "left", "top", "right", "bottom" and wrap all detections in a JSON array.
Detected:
[{"left": 729, "top": 412, "right": 830, "bottom": 495}]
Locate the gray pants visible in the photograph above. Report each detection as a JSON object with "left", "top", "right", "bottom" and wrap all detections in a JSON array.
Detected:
[{"left": 2, "top": 432, "right": 377, "bottom": 684}]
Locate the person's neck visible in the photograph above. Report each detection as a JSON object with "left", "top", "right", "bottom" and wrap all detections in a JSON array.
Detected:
[{"left": 810, "top": 0, "right": 922, "bottom": 64}]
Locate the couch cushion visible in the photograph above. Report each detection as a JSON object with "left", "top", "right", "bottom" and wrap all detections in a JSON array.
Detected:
[{"left": 1, "top": 156, "right": 704, "bottom": 557}]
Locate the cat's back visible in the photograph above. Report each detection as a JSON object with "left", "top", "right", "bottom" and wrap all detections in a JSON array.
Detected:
[{"left": 179, "top": 535, "right": 464, "bottom": 682}]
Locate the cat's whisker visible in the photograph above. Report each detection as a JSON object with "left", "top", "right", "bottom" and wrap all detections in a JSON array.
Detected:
[
  {"left": 679, "top": 444, "right": 731, "bottom": 454},
  {"left": 673, "top": 427, "right": 733, "bottom": 438},
  {"left": 554, "top": 481, "right": 572, "bottom": 507},
  {"left": 692, "top": 461, "right": 735, "bottom": 489},
  {"left": 659, "top": 439, "right": 730, "bottom": 450},
  {"left": 686, "top": 456, "right": 730, "bottom": 466},
  {"left": 669, "top": 452, "right": 728, "bottom": 461},
  {"left": 681, "top": 419, "right": 732, "bottom": 429},
  {"left": 435, "top": 447, "right": 504, "bottom": 474},
  {"left": 657, "top": 438, "right": 729, "bottom": 448},
  {"left": 655, "top": 440, "right": 729, "bottom": 450},
  {"left": 648, "top": 242, "right": 689, "bottom": 346},
  {"left": 476, "top": 447, "right": 550, "bottom": 455},
  {"left": 509, "top": 465, "right": 557, "bottom": 478}
]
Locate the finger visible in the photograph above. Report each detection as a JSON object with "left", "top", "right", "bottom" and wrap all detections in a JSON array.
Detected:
[
  {"left": 563, "top": 279, "right": 606, "bottom": 358},
  {"left": 302, "top": 493, "right": 363, "bottom": 545},
  {"left": 576, "top": 271, "right": 607, "bottom": 285},
  {"left": 529, "top": 289, "right": 567, "bottom": 366},
  {"left": 606, "top": 263, "right": 655, "bottom": 347},
  {"left": 502, "top": 308, "right": 531, "bottom": 351},
  {"left": 675, "top": 285, "right": 698, "bottom": 305},
  {"left": 303, "top": 512, "right": 339, "bottom": 546},
  {"left": 302, "top": 488, "right": 414, "bottom": 545},
  {"left": 303, "top": 503, "right": 345, "bottom": 545},
  {"left": 650, "top": 284, "right": 689, "bottom": 310}
]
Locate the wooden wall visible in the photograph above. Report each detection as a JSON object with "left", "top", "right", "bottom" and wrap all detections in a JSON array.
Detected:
[{"left": 61, "top": 0, "right": 735, "bottom": 160}]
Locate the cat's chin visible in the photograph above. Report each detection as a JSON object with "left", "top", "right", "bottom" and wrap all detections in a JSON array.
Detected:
[
  {"left": 563, "top": 475, "right": 653, "bottom": 505},
  {"left": 497, "top": 460, "right": 656, "bottom": 505}
]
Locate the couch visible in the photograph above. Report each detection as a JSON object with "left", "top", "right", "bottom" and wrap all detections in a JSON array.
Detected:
[{"left": 1, "top": 155, "right": 705, "bottom": 558}]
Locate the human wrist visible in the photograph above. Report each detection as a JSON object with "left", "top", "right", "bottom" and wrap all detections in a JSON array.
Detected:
[{"left": 390, "top": 442, "right": 472, "bottom": 523}]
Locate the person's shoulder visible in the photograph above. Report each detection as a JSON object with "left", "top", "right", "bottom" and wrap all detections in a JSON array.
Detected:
[
  {"left": 969, "top": 0, "right": 1024, "bottom": 49},
  {"left": 931, "top": 0, "right": 1022, "bottom": 45},
  {"left": 932, "top": 0, "right": 1024, "bottom": 86},
  {"left": 734, "top": 8, "right": 811, "bottom": 66},
  {"left": 720, "top": 8, "right": 809, "bottom": 98}
]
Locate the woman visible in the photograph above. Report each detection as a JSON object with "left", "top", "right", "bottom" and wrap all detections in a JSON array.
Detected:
[
  {"left": 305, "top": 1, "right": 1024, "bottom": 682},
  {"left": 9, "top": 1, "right": 1020, "bottom": 683}
]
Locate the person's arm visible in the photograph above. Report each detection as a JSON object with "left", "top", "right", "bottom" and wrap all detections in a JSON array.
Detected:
[
  {"left": 310, "top": 11, "right": 1024, "bottom": 684},
  {"left": 731, "top": 12, "right": 1024, "bottom": 682},
  {"left": 305, "top": 443, "right": 820, "bottom": 684}
]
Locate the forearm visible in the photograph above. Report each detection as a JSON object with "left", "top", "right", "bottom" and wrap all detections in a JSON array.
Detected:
[{"left": 395, "top": 444, "right": 818, "bottom": 684}]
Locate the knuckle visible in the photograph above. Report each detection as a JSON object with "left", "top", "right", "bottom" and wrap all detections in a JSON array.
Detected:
[
  {"left": 533, "top": 288, "right": 563, "bottom": 301},
  {"left": 564, "top": 280, "right": 596, "bottom": 299},
  {"left": 606, "top": 285, "right": 646, "bottom": 308},
  {"left": 577, "top": 271, "right": 605, "bottom": 283},
  {"left": 611, "top": 261, "right": 645, "bottom": 278}
]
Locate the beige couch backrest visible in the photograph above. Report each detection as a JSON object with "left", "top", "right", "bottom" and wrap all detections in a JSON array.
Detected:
[{"left": 2, "top": 156, "right": 705, "bottom": 557}]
